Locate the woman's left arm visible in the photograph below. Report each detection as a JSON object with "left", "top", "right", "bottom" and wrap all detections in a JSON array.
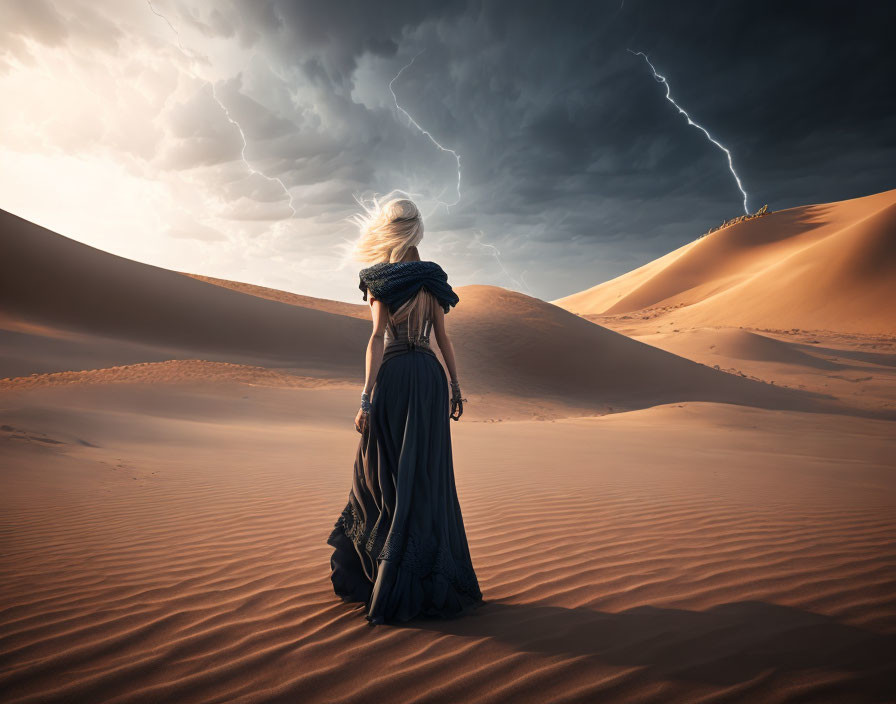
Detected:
[{"left": 355, "top": 299, "right": 388, "bottom": 433}]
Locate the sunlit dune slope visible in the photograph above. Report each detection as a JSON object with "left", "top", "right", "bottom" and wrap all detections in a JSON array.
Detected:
[{"left": 551, "top": 189, "right": 896, "bottom": 335}]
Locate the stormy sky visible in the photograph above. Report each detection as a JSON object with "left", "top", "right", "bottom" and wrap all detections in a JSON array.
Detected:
[{"left": 1, "top": 0, "right": 894, "bottom": 303}]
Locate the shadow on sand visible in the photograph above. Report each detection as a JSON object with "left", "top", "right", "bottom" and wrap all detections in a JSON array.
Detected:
[{"left": 402, "top": 599, "right": 895, "bottom": 699}]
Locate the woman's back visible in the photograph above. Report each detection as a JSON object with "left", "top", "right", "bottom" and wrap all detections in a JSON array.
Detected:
[
  {"left": 385, "top": 315, "right": 433, "bottom": 347},
  {"left": 381, "top": 286, "right": 438, "bottom": 362}
]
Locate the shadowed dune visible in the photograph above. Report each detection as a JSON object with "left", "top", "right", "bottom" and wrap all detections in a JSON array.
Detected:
[
  {"left": 444, "top": 286, "right": 844, "bottom": 414},
  {"left": 181, "top": 273, "right": 368, "bottom": 319},
  {"left": 0, "top": 209, "right": 370, "bottom": 377},
  {"left": 2, "top": 208, "right": 843, "bottom": 417}
]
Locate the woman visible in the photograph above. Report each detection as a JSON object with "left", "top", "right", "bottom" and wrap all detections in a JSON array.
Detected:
[{"left": 326, "top": 195, "right": 483, "bottom": 625}]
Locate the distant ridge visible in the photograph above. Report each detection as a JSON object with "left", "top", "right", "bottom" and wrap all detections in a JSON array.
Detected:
[{"left": 552, "top": 189, "right": 896, "bottom": 336}]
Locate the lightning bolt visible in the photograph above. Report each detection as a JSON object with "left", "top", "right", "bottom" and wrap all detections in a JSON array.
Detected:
[
  {"left": 146, "top": 0, "right": 297, "bottom": 218},
  {"left": 389, "top": 54, "right": 529, "bottom": 291},
  {"left": 388, "top": 52, "right": 530, "bottom": 294},
  {"left": 389, "top": 50, "right": 462, "bottom": 218},
  {"left": 628, "top": 50, "right": 750, "bottom": 214}
]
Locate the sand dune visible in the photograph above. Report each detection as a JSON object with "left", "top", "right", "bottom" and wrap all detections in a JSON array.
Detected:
[
  {"left": 552, "top": 189, "right": 896, "bottom": 335},
  {"left": 439, "top": 285, "right": 844, "bottom": 415},
  {"left": 2, "top": 208, "right": 840, "bottom": 417},
  {"left": 2, "top": 203, "right": 895, "bottom": 702},
  {"left": 637, "top": 327, "right": 845, "bottom": 370},
  {"left": 627, "top": 327, "right": 896, "bottom": 418},
  {"left": 181, "top": 273, "right": 369, "bottom": 319},
  {"left": 0, "top": 209, "right": 370, "bottom": 378},
  {"left": 0, "top": 359, "right": 357, "bottom": 392}
]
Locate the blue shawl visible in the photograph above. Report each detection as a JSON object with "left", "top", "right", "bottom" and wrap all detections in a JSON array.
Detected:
[{"left": 359, "top": 260, "right": 459, "bottom": 314}]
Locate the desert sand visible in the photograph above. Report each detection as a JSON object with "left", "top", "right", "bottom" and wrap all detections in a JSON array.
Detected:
[
  {"left": 1, "top": 195, "right": 895, "bottom": 703},
  {"left": 552, "top": 189, "right": 896, "bottom": 336}
]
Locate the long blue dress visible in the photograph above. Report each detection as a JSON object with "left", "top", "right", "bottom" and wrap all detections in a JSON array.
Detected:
[{"left": 327, "top": 315, "right": 483, "bottom": 624}]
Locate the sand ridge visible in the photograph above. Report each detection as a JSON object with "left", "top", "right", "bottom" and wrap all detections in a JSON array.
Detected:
[
  {"left": 552, "top": 189, "right": 896, "bottom": 336},
  {"left": 0, "top": 359, "right": 358, "bottom": 391}
]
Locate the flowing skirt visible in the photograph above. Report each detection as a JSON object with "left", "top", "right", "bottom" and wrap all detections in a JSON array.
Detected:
[{"left": 327, "top": 346, "right": 483, "bottom": 624}]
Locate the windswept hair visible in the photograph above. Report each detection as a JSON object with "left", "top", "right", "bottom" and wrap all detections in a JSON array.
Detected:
[
  {"left": 349, "top": 191, "right": 436, "bottom": 341},
  {"left": 350, "top": 191, "right": 423, "bottom": 265}
]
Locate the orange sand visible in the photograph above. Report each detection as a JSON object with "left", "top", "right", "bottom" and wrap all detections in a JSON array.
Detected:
[
  {"left": 1, "top": 196, "right": 895, "bottom": 702},
  {"left": 552, "top": 189, "right": 896, "bottom": 336}
]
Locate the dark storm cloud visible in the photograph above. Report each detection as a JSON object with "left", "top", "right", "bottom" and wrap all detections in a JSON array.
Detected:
[
  {"left": 206, "top": 0, "right": 895, "bottom": 292},
  {"left": 5, "top": 0, "right": 892, "bottom": 295}
]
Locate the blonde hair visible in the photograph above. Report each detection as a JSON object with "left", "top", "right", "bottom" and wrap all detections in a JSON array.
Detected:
[
  {"left": 350, "top": 192, "right": 436, "bottom": 342},
  {"left": 388, "top": 287, "right": 440, "bottom": 343},
  {"left": 350, "top": 192, "right": 423, "bottom": 265}
]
